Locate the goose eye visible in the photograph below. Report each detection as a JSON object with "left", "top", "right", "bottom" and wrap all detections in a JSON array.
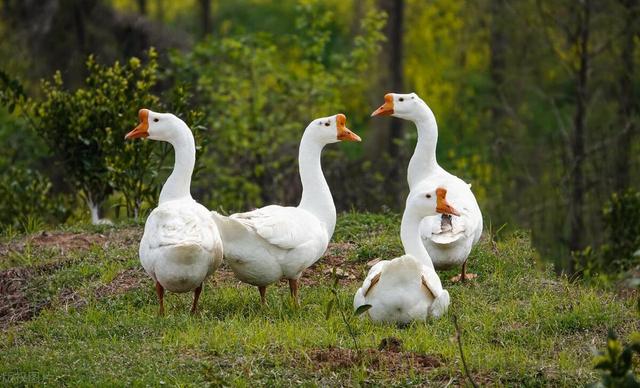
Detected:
[
  {"left": 426, "top": 194, "right": 432, "bottom": 198},
  {"left": 324, "top": 122, "right": 330, "bottom": 127},
  {"left": 399, "top": 97, "right": 404, "bottom": 102},
  {"left": 153, "top": 118, "right": 159, "bottom": 122}
]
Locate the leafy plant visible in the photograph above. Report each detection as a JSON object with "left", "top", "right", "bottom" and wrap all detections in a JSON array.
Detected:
[
  {"left": 589, "top": 330, "right": 640, "bottom": 387},
  {"left": 324, "top": 268, "right": 371, "bottom": 353},
  {"left": 25, "top": 49, "right": 207, "bottom": 222},
  {"left": 170, "top": 0, "right": 385, "bottom": 211},
  {"left": 600, "top": 190, "right": 640, "bottom": 271},
  {"left": 590, "top": 277, "right": 640, "bottom": 387},
  {"left": 0, "top": 166, "right": 67, "bottom": 232}
]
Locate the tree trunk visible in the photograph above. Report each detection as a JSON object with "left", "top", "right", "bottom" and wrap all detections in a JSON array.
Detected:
[
  {"left": 568, "top": 0, "right": 591, "bottom": 273},
  {"left": 614, "top": 0, "right": 638, "bottom": 192},
  {"left": 366, "top": 0, "right": 405, "bottom": 192},
  {"left": 489, "top": 0, "right": 506, "bottom": 123},
  {"left": 199, "top": 0, "right": 212, "bottom": 37},
  {"left": 156, "top": 0, "right": 165, "bottom": 22},
  {"left": 137, "top": 0, "right": 147, "bottom": 15},
  {"left": 72, "top": 0, "right": 86, "bottom": 53},
  {"left": 384, "top": 0, "right": 404, "bottom": 161}
]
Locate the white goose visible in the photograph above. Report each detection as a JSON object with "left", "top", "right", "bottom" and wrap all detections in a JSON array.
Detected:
[
  {"left": 212, "top": 114, "right": 361, "bottom": 305},
  {"left": 353, "top": 187, "right": 455, "bottom": 324},
  {"left": 372, "top": 93, "right": 483, "bottom": 282},
  {"left": 126, "top": 109, "right": 223, "bottom": 315}
]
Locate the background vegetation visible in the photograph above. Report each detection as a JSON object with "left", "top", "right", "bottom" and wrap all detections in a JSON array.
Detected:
[{"left": 0, "top": 0, "right": 638, "bottom": 276}]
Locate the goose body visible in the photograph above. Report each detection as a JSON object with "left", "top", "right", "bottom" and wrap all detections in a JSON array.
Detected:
[
  {"left": 140, "top": 198, "right": 222, "bottom": 293},
  {"left": 212, "top": 114, "right": 361, "bottom": 303},
  {"left": 212, "top": 205, "right": 329, "bottom": 287},
  {"left": 372, "top": 93, "right": 483, "bottom": 281},
  {"left": 126, "top": 109, "right": 223, "bottom": 314},
  {"left": 354, "top": 188, "right": 454, "bottom": 324}
]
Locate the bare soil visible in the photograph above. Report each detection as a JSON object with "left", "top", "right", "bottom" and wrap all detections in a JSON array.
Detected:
[{"left": 308, "top": 346, "right": 442, "bottom": 374}]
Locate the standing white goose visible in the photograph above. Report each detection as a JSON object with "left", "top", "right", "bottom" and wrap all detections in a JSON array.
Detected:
[
  {"left": 372, "top": 93, "right": 483, "bottom": 282},
  {"left": 126, "top": 109, "right": 223, "bottom": 315},
  {"left": 353, "top": 187, "right": 456, "bottom": 324},
  {"left": 212, "top": 114, "right": 361, "bottom": 305}
]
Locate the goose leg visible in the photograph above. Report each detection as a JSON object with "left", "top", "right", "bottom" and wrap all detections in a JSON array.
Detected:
[
  {"left": 288, "top": 279, "right": 299, "bottom": 306},
  {"left": 190, "top": 284, "right": 203, "bottom": 315},
  {"left": 450, "top": 260, "right": 478, "bottom": 283},
  {"left": 155, "top": 281, "right": 165, "bottom": 316},
  {"left": 258, "top": 286, "right": 267, "bottom": 305}
]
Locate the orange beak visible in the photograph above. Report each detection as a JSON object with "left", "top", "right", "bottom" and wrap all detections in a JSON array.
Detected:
[
  {"left": 371, "top": 94, "right": 394, "bottom": 117},
  {"left": 125, "top": 109, "right": 150, "bottom": 140},
  {"left": 336, "top": 113, "right": 361, "bottom": 142},
  {"left": 436, "top": 188, "right": 460, "bottom": 216}
]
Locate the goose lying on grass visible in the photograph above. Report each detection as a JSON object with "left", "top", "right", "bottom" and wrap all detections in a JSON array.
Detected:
[
  {"left": 372, "top": 93, "right": 483, "bottom": 282},
  {"left": 126, "top": 109, "right": 223, "bottom": 315},
  {"left": 212, "top": 114, "right": 361, "bottom": 305},
  {"left": 353, "top": 187, "right": 455, "bottom": 324}
]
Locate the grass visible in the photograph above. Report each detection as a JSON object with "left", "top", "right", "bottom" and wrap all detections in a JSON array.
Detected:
[{"left": 0, "top": 212, "right": 638, "bottom": 386}]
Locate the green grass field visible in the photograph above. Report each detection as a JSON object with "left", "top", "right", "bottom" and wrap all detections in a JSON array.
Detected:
[{"left": 1, "top": 213, "right": 638, "bottom": 386}]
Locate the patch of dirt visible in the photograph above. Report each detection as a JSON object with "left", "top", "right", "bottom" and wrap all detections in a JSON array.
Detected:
[
  {"left": 0, "top": 263, "right": 64, "bottom": 329},
  {"left": 29, "top": 231, "right": 106, "bottom": 252},
  {"left": 308, "top": 346, "right": 442, "bottom": 374},
  {"left": 302, "top": 242, "right": 365, "bottom": 287},
  {"left": 1, "top": 264, "right": 151, "bottom": 329},
  {"left": 56, "top": 267, "right": 149, "bottom": 312},
  {"left": 94, "top": 268, "right": 147, "bottom": 299},
  {"left": 0, "top": 267, "right": 38, "bottom": 329},
  {"left": 58, "top": 287, "right": 87, "bottom": 310},
  {"left": 0, "top": 228, "right": 143, "bottom": 259}
]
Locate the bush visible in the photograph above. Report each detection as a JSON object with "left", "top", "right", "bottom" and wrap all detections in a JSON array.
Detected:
[
  {"left": 170, "top": 1, "right": 385, "bottom": 211},
  {"left": 28, "top": 49, "right": 207, "bottom": 222},
  {"left": 32, "top": 51, "right": 161, "bottom": 222},
  {"left": 599, "top": 190, "right": 640, "bottom": 271},
  {"left": 0, "top": 166, "right": 68, "bottom": 232}
]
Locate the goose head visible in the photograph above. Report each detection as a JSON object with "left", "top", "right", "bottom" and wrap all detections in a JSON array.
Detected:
[
  {"left": 371, "top": 93, "right": 428, "bottom": 121},
  {"left": 406, "top": 186, "right": 460, "bottom": 218},
  {"left": 307, "top": 113, "right": 361, "bottom": 144},
  {"left": 125, "top": 108, "right": 189, "bottom": 143}
]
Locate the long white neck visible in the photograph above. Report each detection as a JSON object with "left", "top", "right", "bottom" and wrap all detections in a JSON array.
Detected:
[
  {"left": 297, "top": 132, "right": 336, "bottom": 237},
  {"left": 400, "top": 209, "right": 435, "bottom": 269},
  {"left": 407, "top": 104, "right": 440, "bottom": 190},
  {"left": 159, "top": 122, "right": 195, "bottom": 204}
]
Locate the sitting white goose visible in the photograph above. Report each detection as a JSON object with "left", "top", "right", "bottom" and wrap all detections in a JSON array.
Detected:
[
  {"left": 125, "top": 109, "right": 223, "bottom": 315},
  {"left": 353, "top": 187, "right": 456, "bottom": 324},
  {"left": 372, "top": 93, "right": 483, "bottom": 282},
  {"left": 212, "top": 114, "right": 361, "bottom": 305}
]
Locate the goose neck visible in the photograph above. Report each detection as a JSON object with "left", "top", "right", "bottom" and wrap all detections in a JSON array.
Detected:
[
  {"left": 159, "top": 124, "right": 195, "bottom": 204},
  {"left": 400, "top": 209, "right": 434, "bottom": 268},
  {"left": 407, "top": 108, "right": 440, "bottom": 189},
  {"left": 297, "top": 134, "right": 336, "bottom": 236}
]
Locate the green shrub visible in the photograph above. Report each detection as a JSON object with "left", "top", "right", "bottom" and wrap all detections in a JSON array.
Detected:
[
  {"left": 170, "top": 1, "right": 385, "bottom": 211},
  {"left": 599, "top": 190, "right": 640, "bottom": 271},
  {"left": 32, "top": 51, "right": 161, "bottom": 222},
  {"left": 0, "top": 166, "right": 68, "bottom": 232},
  {"left": 26, "top": 49, "right": 207, "bottom": 222}
]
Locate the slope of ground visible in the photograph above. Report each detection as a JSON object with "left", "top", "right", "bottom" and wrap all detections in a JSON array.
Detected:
[{"left": 0, "top": 213, "right": 637, "bottom": 386}]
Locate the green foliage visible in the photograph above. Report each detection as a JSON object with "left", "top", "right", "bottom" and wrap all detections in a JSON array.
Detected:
[
  {"left": 0, "top": 166, "right": 67, "bottom": 232},
  {"left": 32, "top": 50, "right": 160, "bottom": 220},
  {"left": 170, "top": 1, "right": 385, "bottom": 211},
  {"left": 25, "top": 49, "right": 207, "bottom": 222},
  {"left": 590, "top": 330, "right": 640, "bottom": 387},
  {"left": 600, "top": 190, "right": 640, "bottom": 271},
  {"left": 0, "top": 69, "right": 25, "bottom": 113}
]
